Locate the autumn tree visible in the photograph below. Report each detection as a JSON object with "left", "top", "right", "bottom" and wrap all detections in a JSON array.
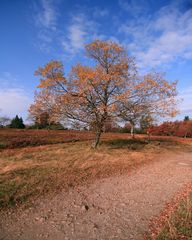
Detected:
[
  {"left": 179, "top": 120, "right": 192, "bottom": 138},
  {"left": 30, "top": 40, "right": 178, "bottom": 147},
  {"left": 29, "top": 90, "right": 60, "bottom": 128},
  {"left": 140, "top": 114, "right": 154, "bottom": 133},
  {"left": 117, "top": 72, "right": 178, "bottom": 138},
  {"left": 31, "top": 40, "right": 136, "bottom": 148},
  {"left": 103, "top": 116, "right": 118, "bottom": 132},
  {"left": 117, "top": 101, "right": 148, "bottom": 138},
  {"left": 121, "top": 123, "right": 132, "bottom": 133},
  {"left": 149, "top": 120, "right": 192, "bottom": 138}
]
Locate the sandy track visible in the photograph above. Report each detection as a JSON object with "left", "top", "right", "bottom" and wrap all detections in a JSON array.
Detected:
[{"left": 1, "top": 151, "right": 192, "bottom": 240}]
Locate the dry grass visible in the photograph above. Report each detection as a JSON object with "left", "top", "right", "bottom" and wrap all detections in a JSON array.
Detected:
[
  {"left": 0, "top": 129, "right": 191, "bottom": 209},
  {"left": 0, "top": 129, "right": 95, "bottom": 149},
  {"left": 1, "top": 129, "right": 191, "bottom": 150},
  {"left": 0, "top": 129, "right": 142, "bottom": 149},
  {"left": 0, "top": 138, "right": 171, "bottom": 208},
  {"left": 157, "top": 192, "right": 192, "bottom": 240}
]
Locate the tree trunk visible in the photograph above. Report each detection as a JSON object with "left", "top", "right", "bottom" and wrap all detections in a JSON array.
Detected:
[
  {"left": 92, "top": 129, "right": 102, "bottom": 149},
  {"left": 147, "top": 131, "right": 151, "bottom": 143},
  {"left": 184, "top": 131, "right": 188, "bottom": 138},
  {"left": 131, "top": 124, "right": 135, "bottom": 139},
  {"left": 47, "top": 121, "right": 51, "bottom": 132}
]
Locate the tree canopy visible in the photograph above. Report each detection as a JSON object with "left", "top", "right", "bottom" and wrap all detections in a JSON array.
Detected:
[{"left": 29, "top": 40, "right": 178, "bottom": 148}]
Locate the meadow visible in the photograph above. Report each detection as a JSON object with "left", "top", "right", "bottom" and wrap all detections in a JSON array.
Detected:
[
  {"left": 0, "top": 129, "right": 190, "bottom": 208},
  {"left": 0, "top": 129, "right": 192, "bottom": 240}
]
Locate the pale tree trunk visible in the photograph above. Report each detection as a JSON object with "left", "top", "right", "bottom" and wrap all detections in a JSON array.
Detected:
[
  {"left": 47, "top": 120, "right": 51, "bottom": 132},
  {"left": 184, "top": 130, "right": 188, "bottom": 138},
  {"left": 130, "top": 124, "right": 135, "bottom": 139}
]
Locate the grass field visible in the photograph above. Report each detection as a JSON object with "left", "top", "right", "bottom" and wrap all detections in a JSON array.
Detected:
[
  {"left": 0, "top": 129, "right": 191, "bottom": 209},
  {"left": 0, "top": 129, "right": 140, "bottom": 149},
  {"left": 0, "top": 139, "right": 152, "bottom": 208},
  {"left": 1, "top": 129, "right": 192, "bottom": 240},
  {"left": 0, "top": 129, "right": 95, "bottom": 149},
  {"left": 0, "top": 128, "right": 190, "bottom": 150}
]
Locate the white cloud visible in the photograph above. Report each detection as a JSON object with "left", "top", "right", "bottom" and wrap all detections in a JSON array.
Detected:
[
  {"left": 36, "top": 0, "right": 58, "bottom": 30},
  {"left": 0, "top": 88, "right": 32, "bottom": 120},
  {"left": 61, "top": 13, "right": 98, "bottom": 55},
  {"left": 32, "top": 2, "right": 109, "bottom": 55},
  {"left": 67, "top": 15, "right": 87, "bottom": 50},
  {"left": 32, "top": 0, "right": 60, "bottom": 52},
  {"left": 120, "top": 2, "right": 192, "bottom": 69}
]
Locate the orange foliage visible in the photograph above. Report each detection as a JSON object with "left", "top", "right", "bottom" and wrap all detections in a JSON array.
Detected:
[
  {"left": 149, "top": 120, "right": 192, "bottom": 138},
  {"left": 29, "top": 40, "right": 178, "bottom": 147}
]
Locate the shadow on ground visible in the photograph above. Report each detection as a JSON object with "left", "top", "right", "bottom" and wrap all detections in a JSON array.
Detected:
[{"left": 102, "top": 139, "right": 148, "bottom": 150}]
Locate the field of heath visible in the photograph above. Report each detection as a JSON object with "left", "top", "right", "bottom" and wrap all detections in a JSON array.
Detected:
[{"left": 1, "top": 129, "right": 190, "bottom": 209}]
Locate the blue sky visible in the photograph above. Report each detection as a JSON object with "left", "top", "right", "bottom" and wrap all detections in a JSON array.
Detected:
[{"left": 0, "top": 0, "right": 192, "bottom": 121}]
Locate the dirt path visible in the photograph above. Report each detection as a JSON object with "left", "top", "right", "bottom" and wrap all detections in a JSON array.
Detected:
[{"left": 1, "top": 151, "right": 192, "bottom": 240}]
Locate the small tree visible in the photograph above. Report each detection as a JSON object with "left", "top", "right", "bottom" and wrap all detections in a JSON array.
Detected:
[
  {"left": 118, "top": 72, "right": 178, "bottom": 138},
  {"left": 37, "top": 112, "right": 50, "bottom": 128},
  {"left": 140, "top": 115, "right": 154, "bottom": 133},
  {"left": 29, "top": 90, "right": 59, "bottom": 128},
  {"left": 184, "top": 116, "right": 190, "bottom": 121},
  {"left": 180, "top": 120, "right": 192, "bottom": 138},
  {"left": 103, "top": 117, "right": 118, "bottom": 132},
  {"left": 121, "top": 123, "right": 132, "bottom": 133},
  {"left": 10, "top": 115, "right": 25, "bottom": 129}
]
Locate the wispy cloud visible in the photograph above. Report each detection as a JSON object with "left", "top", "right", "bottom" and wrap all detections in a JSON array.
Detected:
[
  {"left": 31, "top": 0, "right": 192, "bottom": 69},
  {"left": 32, "top": 0, "right": 60, "bottom": 52},
  {"left": 32, "top": 1, "right": 105, "bottom": 55},
  {"left": 61, "top": 13, "right": 98, "bottom": 56},
  {"left": 35, "top": 0, "right": 58, "bottom": 30},
  {"left": 120, "top": 1, "right": 192, "bottom": 69}
]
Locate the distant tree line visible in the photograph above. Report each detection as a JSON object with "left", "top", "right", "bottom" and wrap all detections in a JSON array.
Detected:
[
  {"left": 0, "top": 111, "right": 152, "bottom": 133},
  {"left": 148, "top": 116, "right": 192, "bottom": 138},
  {"left": 2, "top": 113, "right": 192, "bottom": 140},
  {"left": 0, "top": 115, "right": 25, "bottom": 129}
]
